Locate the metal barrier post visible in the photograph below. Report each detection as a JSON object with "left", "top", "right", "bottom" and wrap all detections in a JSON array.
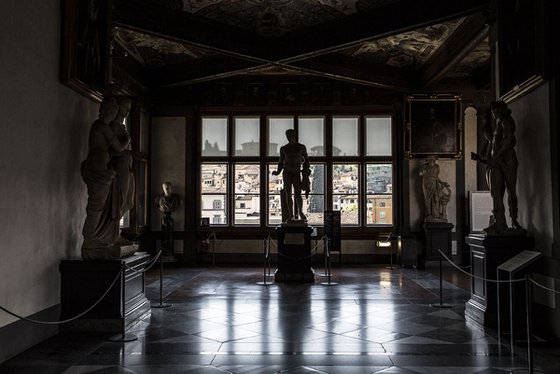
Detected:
[
  {"left": 257, "top": 237, "right": 272, "bottom": 286},
  {"left": 152, "top": 253, "right": 172, "bottom": 309},
  {"left": 525, "top": 274, "right": 534, "bottom": 374},
  {"left": 430, "top": 249, "right": 452, "bottom": 309},
  {"left": 321, "top": 238, "right": 338, "bottom": 286}
]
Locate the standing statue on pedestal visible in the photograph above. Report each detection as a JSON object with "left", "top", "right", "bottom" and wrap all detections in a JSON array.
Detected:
[
  {"left": 272, "top": 129, "right": 310, "bottom": 223},
  {"left": 419, "top": 156, "right": 451, "bottom": 222},
  {"left": 471, "top": 101, "right": 521, "bottom": 235},
  {"left": 81, "top": 95, "right": 137, "bottom": 259},
  {"left": 154, "top": 181, "right": 183, "bottom": 254},
  {"left": 110, "top": 96, "right": 135, "bottom": 219}
]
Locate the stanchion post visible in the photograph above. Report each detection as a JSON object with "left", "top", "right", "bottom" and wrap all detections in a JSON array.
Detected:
[
  {"left": 257, "top": 237, "right": 271, "bottom": 286},
  {"left": 321, "top": 237, "right": 338, "bottom": 286},
  {"left": 497, "top": 270, "right": 502, "bottom": 347},
  {"left": 152, "top": 251, "right": 172, "bottom": 309},
  {"left": 212, "top": 232, "right": 216, "bottom": 266},
  {"left": 430, "top": 249, "right": 452, "bottom": 309},
  {"left": 325, "top": 236, "right": 329, "bottom": 276},
  {"left": 525, "top": 274, "right": 534, "bottom": 374}
]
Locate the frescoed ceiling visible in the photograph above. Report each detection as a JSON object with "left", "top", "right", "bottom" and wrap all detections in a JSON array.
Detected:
[{"left": 112, "top": 0, "right": 491, "bottom": 91}]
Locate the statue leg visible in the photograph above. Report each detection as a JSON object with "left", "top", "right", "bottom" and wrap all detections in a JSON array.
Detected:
[
  {"left": 504, "top": 161, "right": 520, "bottom": 229},
  {"left": 488, "top": 167, "right": 507, "bottom": 231},
  {"left": 283, "top": 175, "right": 294, "bottom": 221},
  {"left": 293, "top": 178, "right": 305, "bottom": 220}
]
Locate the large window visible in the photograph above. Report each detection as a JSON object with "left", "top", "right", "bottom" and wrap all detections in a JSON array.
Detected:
[{"left": 200, "top": 114, "right": 394, "bottom": 230}]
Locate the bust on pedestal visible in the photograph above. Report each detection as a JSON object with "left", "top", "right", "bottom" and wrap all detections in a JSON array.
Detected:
[
  {"left": 419, "top": 156, "right": 454, "bottom": 261},
  {"left": 154, "top": 181, "right": 183, "bottom": 258}
]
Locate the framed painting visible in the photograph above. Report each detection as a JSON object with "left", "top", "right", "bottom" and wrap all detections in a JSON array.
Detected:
[
  {"left": 247, "top": 82, "right": 265, "bottom": 105},
  {"left": 404, "top": 94, "right": 462, "bottom": 159},
  {"left": 498, "top": 0, "right": 547, "bottom": 102},
  {"left": 280, "top": 83, "right": 298, "bottom": 105},
  {"left": 61, "top": 0, "right": 111, "bottom": 102}
]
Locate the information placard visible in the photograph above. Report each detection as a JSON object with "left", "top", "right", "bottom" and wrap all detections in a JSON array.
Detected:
[{"left": 469, "top": 191, "right": 493, "bottom": 233}]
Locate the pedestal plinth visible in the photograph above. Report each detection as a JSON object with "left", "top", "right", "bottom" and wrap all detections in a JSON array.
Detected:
[
  {"left": 423, "top": 222, "right": 454, "bottom": 261},
  {"left": 275, "top": 224, "right": 315, "bottom": 283},
  {"left": 60, "top": 252, "right": 151, "bottom": 332},
  {"left": 464, "top": 234, "right": 534, "bottom": 330}
]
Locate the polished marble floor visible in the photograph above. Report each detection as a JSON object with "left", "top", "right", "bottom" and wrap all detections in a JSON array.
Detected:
[{"left": 1, "top": 263, "right": 558, "bottom": 374}]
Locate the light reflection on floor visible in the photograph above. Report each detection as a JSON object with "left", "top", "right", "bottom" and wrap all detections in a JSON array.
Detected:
[{"left": 1, "top": 265, "right": 556, "bottom": 373}]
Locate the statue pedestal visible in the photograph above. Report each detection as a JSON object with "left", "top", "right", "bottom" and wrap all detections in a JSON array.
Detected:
[
  {"left": 59, "top": 252, "right": 151, "bottom": 332},
  {"left": 464, "top": 234, "right": 534, "bottom": 330},
  {"left": 423, "top": 222, "right": 454, "bottom": 261},
  {"left": 275, "top": 224, "right": 315, "bottom": 283}
]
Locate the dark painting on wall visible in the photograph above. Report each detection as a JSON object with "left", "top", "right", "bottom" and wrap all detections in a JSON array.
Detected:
[
  {"left": 404, "top": 95, "right": 462, "bottom": 159},
  {"left": 498, "top": 0, "right": 547, "bottom": 102},
  {"left": 61, "top": 0, "right": 111, "bottom": 102},
  {"left": 247, "top": 82, "right": 265, "bottom": 105}
]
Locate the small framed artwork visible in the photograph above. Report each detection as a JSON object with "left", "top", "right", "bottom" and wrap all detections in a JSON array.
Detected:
[
  {"left": 247, "top": 82, "right": 265, "bottom": 105},
  {"left": 61, "top": 0, "right": 111, "bottom": 102},
  {"left": 469, "top": 191, "right": 492, "bottom": 233},
  {"left": 404, "top": 94, "right": 462, "bottom": 159},
  {"left": 280, "top": 83, "right": 298, "bottom": 105},
  {"left": 214, "top": 83, "right": 233, "bottom": 105}
]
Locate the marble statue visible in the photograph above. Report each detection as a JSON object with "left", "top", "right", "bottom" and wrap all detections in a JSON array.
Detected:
[
  {"left": 110, "top": 96, "right": 135, "bottom": 219},
  {"left": 419, "top": 156, "right": 451, "bottom": 222},
  {"left": 272, "top": 129, "right": 310, "bottom": 222},
  {"left": 154, "top": 181, "right": 182, "bottom": 254},
  {"left": 471, "top": 101, "right": 521, "bottom": 235},
  {"left": 81, "top": 95, "right": 137, "bottom": 259}
]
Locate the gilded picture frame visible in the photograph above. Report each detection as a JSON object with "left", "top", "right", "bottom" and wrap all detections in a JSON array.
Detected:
[
  {"left": 61, "top": 0, "right": 111, "bottom": 102},
  {"left": 404, "top": 94, "right": 462, "bottom": 159}
]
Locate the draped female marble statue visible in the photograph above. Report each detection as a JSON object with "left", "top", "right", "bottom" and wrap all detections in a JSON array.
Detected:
[
  {"left": 471, "top": 101, "right": 521, "bottom": 234},
  {"left": 419, "top": 156, "right": 451, "bottom": 222},
  {"left": 109, "top": 96, "right": 135, "bottom": 218},
  {"left": 272, "top": 129, "right": 310, "bottom": 222},
  {"left": 81, "top": 96, "right": 136, "bottom": 259}
]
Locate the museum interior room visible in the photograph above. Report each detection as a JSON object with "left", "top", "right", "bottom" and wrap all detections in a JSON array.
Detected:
[{"left": 1, "top": 0, "right": 560, "bottom": 372}]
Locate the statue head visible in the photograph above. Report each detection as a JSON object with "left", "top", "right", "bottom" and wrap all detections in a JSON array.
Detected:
[
  {"left": 116, "top": 96, "right": 132, "bottom": 120},
  {"left": 490, "top": 100, "right": 510, "bottom": 119},
  {"left": 285, "top": 129, "right": 297, "bottom": 143},
  {"left": 99, "top": 96, "right": 118, "bottom": 124},
  {"left": 162, "top": 181, "right": 173, "bottom": 196}
]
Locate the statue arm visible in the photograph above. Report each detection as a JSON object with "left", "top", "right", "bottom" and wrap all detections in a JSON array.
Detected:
[
  {"left": 272, "top": 148, "right": 285, "bottom": 175},
  {"left": 302, "top": 145, "right": 310, "bottom": 172},
  {"left": 493, "top": 118, "right": 516, "bottom": 161},
  {"left": 104, "top": 125, "right": 130, "bottom": 152}
]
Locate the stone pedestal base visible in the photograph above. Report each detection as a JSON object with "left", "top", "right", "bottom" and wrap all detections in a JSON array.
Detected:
[
  {"left": 423, "top": 221, "right": 454, "bottom": 261},
  {"left": 275, "top": 224, "right": 315, "bottom": 283},
  {"left": 59, "top": 252, "right": 151, "bottom": 332},
  {"left": 81, "top": 243, "right": 138, "bottom": 260},
  {"left": 464, "top": 234, "right": 534, "bottom": 330}
]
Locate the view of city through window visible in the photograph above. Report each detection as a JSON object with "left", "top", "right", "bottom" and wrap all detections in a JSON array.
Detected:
[{"left": 200, "top": 115, "right": 393, "bottom": 227}]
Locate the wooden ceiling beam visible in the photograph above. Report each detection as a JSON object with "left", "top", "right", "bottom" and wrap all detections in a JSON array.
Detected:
[{"left": 418, "top": 14, "right": 490, "bottom": 87}]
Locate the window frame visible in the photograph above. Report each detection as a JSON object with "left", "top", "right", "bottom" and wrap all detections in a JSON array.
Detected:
[{"left": 198, "top": 111, "right": 396, "bottom": 238}]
